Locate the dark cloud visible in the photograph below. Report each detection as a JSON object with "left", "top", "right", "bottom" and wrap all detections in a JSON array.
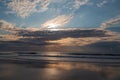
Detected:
[
  {"left": 0, "top": 40, "right": 48, "bottom": 51},
  {"left": 85, "top": 41, "right": 120, "bottom": 54},
  {"left": 18, "top": 29, "right": 109, "bottom": 41},
  {"left": 0, "top": 40, "right": 120, "bottom": 53},
  {"left": 0, "top": 28, "right": 119, "bottom": 52}
]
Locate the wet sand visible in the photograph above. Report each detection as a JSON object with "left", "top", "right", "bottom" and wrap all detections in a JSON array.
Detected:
[
  {"left": 0, "top": 52, "right": 120, "bottom": 80},
  {"left": 0, "top": 60, "right": 120, "bottom": 80}
]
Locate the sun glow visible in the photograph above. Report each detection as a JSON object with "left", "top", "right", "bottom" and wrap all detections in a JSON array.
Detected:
[
  {"left": 47, "top": 23, "right": 60, "bottom": 31},
  {"left": 40, "top": 15, "right": 73, "bottom": 30},
  {"left": 48, "top": 23, "right": 59, "bottom": 29}
]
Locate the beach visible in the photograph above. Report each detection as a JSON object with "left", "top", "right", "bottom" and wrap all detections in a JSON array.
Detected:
[{"left": 0, "top": 52, "right": 120, "bottom": 80}]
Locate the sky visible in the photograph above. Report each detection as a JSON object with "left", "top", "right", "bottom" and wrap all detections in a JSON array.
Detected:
[
  {"left": 0, "top": 0, "right": 120, "bottom": 29},
  {"left": 0, "top": 0, "right": 120, "bottom": 52}
]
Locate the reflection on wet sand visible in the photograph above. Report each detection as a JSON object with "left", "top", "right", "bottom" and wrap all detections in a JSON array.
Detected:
[
  {"left": 46, "top": 62, "right": 120, "bottom": 80},
  {"left": 0, "top": 61, "right": 120, "bottom": 80}
]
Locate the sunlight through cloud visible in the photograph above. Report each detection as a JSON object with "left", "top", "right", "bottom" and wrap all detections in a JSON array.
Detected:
[{"left": 40, "top": 14, "right": 73, "bottom": 30}]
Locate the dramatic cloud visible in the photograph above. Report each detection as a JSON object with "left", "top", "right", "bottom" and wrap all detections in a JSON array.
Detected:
[
  {"left": 0, "top": 30, "right": 119, "bottom": 52},
  {"left": 48, "top": 37, "right": 102, "bottom": 46},
  {"left": 99, "top": 17, "right": 120, "bottom": 30},
  {"left": 0, "top": 20, "right": 16, "bottom": 31},
  {"left": 0, "top": 25, "right": 120, "bottom": 52},
  {"left": 17, "top": 29, "right": 110, "bottom": 41},
  {"left": 7, "top": 0, "right": 51, "bottom": 18},
  {"left": 6, "top": 0, "right": 91, "bottom": 18},
  {"left": 0, "top": 35, "right": 23, "bottom": 41},
  {"left": 26, "top": 27, "right": 40, "bottom": 31},
  {"left": 73, "top": 0, "right": 89, "bottom": 9},
  {"left": 46, "top": 30, "right": 120, "bottom": 46},
  {"left": 0, "top": 20, "right": 36, "bottom": 34},
  {"left": 40, "top": 14, "right": 73, "bottom": 29}
]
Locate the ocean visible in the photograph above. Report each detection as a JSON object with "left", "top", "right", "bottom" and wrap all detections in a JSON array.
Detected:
[{"left": 0, "top": 52, "right": 120, "bottom": 80}]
